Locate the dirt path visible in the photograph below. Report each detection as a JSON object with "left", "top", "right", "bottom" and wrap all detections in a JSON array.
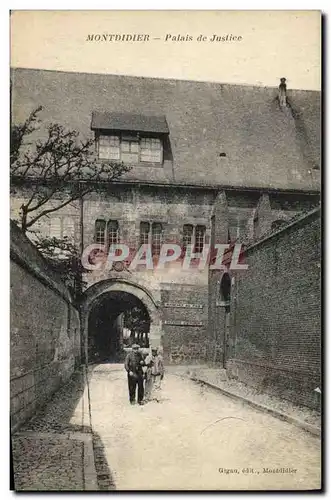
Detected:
[{"left": 88, "top": 365, "right": 321, "bottom": 491}]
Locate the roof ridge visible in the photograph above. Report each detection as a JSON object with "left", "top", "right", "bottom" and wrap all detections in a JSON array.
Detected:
[
  {"left": 10, "top": 66, "right": 320, "bottom": 93},
  {"left": 92, "top": 110, "right": 167, "bottom": 118}
]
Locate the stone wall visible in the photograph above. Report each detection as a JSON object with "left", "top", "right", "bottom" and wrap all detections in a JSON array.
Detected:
[
  {"left": 10, "top": 221, "right": 81, "bottom": 432},
  {"left": 82, "top": 185, "right": 214, "bottom": 250},
  {"left": 160, "top": 282, "right": 209, "bottom": 364},
  {"left": 226, "top": 207, "right": 321, "bottom": 409}
]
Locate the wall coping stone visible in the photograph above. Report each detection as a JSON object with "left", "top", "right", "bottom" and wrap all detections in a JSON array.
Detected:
[{"left": 244, "top": 206, "right": 320, "bottom": 255}]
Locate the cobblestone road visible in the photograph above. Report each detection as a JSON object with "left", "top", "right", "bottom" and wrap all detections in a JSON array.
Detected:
[
  {"left": 88, "top": 365, "right": 321, "bottom": 491},
  {"left": 12, "top": 435, "right": 85, "bottom": 491}
]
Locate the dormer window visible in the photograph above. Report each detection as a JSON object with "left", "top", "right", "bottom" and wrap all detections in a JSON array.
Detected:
[
  {"left": 91, "top": 111, "right": 169, "bottom": 165},
  {"left": 97, "top": 133, "right": 163, "bottom": 163}
]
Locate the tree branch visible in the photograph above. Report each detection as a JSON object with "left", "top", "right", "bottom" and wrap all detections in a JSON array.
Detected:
[
  {"left": 11, "top": 106, "right": 132, "bottom": 232},
  {"left": 25, "top": 193, "right": 85, "bottom": 229}
]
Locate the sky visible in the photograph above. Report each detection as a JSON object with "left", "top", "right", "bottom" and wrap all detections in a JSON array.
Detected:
[{"left": 10, "top": 10, "right": 321, "bottom": 90}]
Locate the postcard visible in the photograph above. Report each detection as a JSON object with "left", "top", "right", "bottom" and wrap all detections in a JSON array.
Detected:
[{"left": 10, "top": 10, "right": 321, "bottom": 491}]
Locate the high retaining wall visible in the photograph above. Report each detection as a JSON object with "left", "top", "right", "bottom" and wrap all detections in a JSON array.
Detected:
[
  {"left": 10, "top": 221, "right": 81, "bottom": 431},
  {"left": 226, "top": 207, "right": 321, "bottom": 410}
]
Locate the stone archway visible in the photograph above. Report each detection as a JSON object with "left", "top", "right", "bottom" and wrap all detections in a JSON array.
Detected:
[{"left": 80, "top": 278, "right": 162, "bottom": 363}]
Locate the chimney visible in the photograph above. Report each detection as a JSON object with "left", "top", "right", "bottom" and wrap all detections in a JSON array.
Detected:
[{"left": 278, "top": 77, "right": 287, "bottom": 108}]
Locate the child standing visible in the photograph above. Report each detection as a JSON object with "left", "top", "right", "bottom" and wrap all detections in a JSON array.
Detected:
[{"left": 144, "top": 348, "right": 164, "bottom": 402}]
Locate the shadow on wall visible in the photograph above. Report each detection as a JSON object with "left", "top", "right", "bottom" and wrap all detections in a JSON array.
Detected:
[{"left": 11, "top": 367, "right": 116, "bottom": 491}]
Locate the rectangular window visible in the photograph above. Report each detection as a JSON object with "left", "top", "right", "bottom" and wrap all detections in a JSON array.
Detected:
[
  {"left": 95, "top": 219, "right": 106, "bottom": 245},
  {"left": 152, "top": 222, "right": 163, "bottom": 256},
  {"left": 107, "top": 220, "right": 119, "bottom": 246},
  {"left": 194, "top": 225, "right": 206, "bottom": 254},
  {"left": 140, "top": 222, "right": 150, "bottom": 246},
  {"left": 183, "top": 224, "right": 194, "bottom": 250},
  {"left": 98, "top": 135, "right": 120, "bottom": 160},
  {"left": 140, "top": 138, "right": 162, "bottom": 163}
]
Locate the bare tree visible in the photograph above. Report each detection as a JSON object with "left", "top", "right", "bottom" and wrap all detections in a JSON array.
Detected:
[
  {"left": 33, "top": 235, "right": 85, "bottom": 297},
  {"left": 11, "top": 106, "right": 131, "bottom": 299},
  {"left": 11, "top": 106, "right": 131, "bottom": 233}
]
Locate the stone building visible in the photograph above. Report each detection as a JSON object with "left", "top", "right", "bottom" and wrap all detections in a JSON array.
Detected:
[{"left": 10, "top": 68, "right": 320, "bottom": 364}]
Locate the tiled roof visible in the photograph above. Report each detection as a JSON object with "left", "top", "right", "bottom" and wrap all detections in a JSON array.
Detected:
[{"left": 11, "top": 68, "right": 321, "bottom": 192}]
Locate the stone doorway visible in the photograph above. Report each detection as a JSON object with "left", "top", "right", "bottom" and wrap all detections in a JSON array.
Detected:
[
  {"left": 81, "top": 278, "right": 162, "bottom": 364},
  {"left": 88, "top": 291, "right": 151, "bottom": 362}
]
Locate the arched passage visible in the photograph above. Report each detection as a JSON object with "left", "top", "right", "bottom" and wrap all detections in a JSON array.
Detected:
[{"left": 81, "top": 279, "right": 162, "bottom": 363}]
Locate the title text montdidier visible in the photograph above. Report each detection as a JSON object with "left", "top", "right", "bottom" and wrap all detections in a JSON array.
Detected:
[{"left": 86, "top": 33, "right": 243, "bottom": 42}]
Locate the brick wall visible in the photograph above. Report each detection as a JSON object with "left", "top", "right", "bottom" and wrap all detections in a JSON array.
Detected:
[
  {"left": 10, "top": 221, "right": 81, "bottom": 431},
  {"left": 226, "top": 207, "right": 321, "bottom": 409}
]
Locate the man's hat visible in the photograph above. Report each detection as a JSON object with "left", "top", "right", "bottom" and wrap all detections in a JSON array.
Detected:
[{"left": 132, "top": 344, "right": 140, "bottom": 349}]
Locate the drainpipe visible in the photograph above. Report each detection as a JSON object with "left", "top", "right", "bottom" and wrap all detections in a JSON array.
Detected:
[
  {"left": 222, "top": 307, "right": 230, "bottom": 369},
  {"left": 278, "top": 77, "right": 287, "bottom": 109}
]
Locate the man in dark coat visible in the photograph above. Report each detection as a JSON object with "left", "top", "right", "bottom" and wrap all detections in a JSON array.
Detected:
[{"left": 124, "top": 344, "right": 145, "bottom": 405}]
